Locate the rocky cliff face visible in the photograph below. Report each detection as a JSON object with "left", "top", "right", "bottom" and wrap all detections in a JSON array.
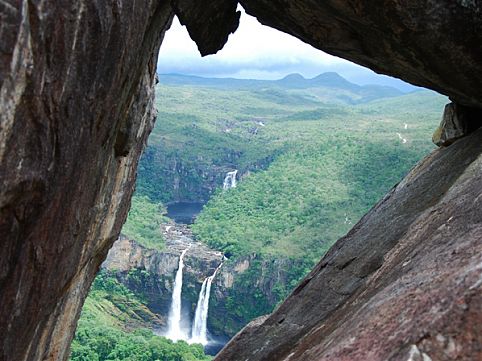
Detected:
[
  {"left": 0, "top": 2, "right": 173, "bottom": 360},
  {"left": 139, "top": 143, "right": 275, "bottom": 204},
  {"left": 215, "top": 128, "right": 482, "bottom": 361},
  {"left": 1, "top": 1, "right": 482, "bottom": 360},
  {"left": 103, "top": 235, "right": 224, "bottom": 326},
  {"left": 103, "top": 233, "right": 303, "bottom": 339},
  {"left": 140, "top": 147, "right": 244, "bottom": 203}
]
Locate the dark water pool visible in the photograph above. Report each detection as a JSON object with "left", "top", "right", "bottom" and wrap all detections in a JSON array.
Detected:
[{"left": 166, "top": 202, "right": 204, "bottom": 224}]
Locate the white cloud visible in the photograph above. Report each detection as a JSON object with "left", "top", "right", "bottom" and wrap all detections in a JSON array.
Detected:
[
  {"left": 158, "top": 11, "right": 347, "bottom": 70},
  {"left": 157, "top": 9, "right": 418, "bottom": 91}
]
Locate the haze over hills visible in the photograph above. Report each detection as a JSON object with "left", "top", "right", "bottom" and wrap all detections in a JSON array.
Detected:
[{"left": 159, "top": 72, "right": 406, "bottom": 104}]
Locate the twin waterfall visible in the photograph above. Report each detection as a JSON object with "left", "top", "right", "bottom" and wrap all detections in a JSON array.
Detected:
[
  {"left": 223, "top": 170, "right": 238, "bottom": 190},
  {"left": 166, "top": 247, "right": 223, "bottom": 346},
  {"left": 166, "top": 172, "right": 233, "bottom": 344}
]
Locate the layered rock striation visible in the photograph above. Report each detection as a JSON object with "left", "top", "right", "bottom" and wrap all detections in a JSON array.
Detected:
[{"left": 0, "top": 1, "right": 173, "bottom": 360}]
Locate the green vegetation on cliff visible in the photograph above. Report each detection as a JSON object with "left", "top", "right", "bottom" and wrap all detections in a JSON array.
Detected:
[
  {"left": 122, "top": 196, "right": 167, "bottom": 251},
  {"left": 71, "top": 272, "right": 211, "bottom": 361},
  {"left": 192, "top": 138, "right": 424, "bottom": 261},
  {"left": 210, "top": 257, "right": 312, "bottom": 336},
  {"left": 188, "top": 90, "right": 446, "bottom": 262}
]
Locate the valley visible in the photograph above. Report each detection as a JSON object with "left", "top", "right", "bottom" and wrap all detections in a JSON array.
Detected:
[{"left": 70, "top": 73, "right": 447, "bottom": 361}]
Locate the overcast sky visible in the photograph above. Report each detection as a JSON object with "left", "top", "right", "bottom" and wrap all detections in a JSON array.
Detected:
[{"left": 157, "top": 9, "right": 417, "bottom": 91}]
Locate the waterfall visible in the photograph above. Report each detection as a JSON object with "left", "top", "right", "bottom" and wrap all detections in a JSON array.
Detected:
[
  {"left": 397, "top": 132, "right": 407, "bottom": 144},
  {"left": 190, "top": 262, "right": 224, "bottom": 345},
  {"left": 223, "top": 170, "right": 238, "bottom": 190},
  {"left": 166, "top": 247, "right": 190, "bottom": 341}
]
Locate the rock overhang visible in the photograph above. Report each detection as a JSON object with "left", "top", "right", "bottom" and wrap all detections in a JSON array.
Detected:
[{"left": 171, "top": 0, "right": 482, "bottom": 112}]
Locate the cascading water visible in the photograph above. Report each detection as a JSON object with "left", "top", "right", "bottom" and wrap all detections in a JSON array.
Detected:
[
  {"left": 223, "top": 170, "right": 238, "bottom": 190},
  {"left": 166, "top": 247, "right": 190, "bottom": 341},
  {"left": 190, "top": 261, "right": 224, "bottom": 345}
]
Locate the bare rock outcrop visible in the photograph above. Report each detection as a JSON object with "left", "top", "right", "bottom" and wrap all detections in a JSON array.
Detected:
[
  {"left": 0, "top": 2, "right": 173, "bottom": 360},
  {"left": 433, "top": 102, "right": 482, "bottom": 146}
]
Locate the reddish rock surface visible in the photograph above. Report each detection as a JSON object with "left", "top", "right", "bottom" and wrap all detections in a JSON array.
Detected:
[{"left": 0, "top": 1, "right": 173, "bottom": 360}]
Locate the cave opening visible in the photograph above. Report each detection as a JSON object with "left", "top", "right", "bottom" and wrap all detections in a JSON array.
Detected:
[
  {"left": 83, "top": 8, "right": 448, "bottom": 359},
  {"left": 1, "top": 2, "right": 481, "bottom": 361}
]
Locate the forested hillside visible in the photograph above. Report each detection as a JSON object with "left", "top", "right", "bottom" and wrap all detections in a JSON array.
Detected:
[
  {"left": 72, "top": 73, "right": 447, "bottom": 360},
  {"left": 192, "top": 91, "right": 445, "bottom": 260},
  {"left": 136, "top": 73, "right": 433, "bottom": 205}
]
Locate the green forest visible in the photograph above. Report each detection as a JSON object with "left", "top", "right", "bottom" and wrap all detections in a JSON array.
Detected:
[
  {"left": 121, "top": 196, "right": 168, "bottom": 251},
  {"left": 71, "top": 73, "right": 447, "bottom": 360},
  {"left": 71, "top": 273, "right": 211, "bottom": 361}
]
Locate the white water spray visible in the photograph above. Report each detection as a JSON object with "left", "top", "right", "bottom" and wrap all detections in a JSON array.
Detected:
[
  {"left": 223, "top": 170, "right": 238, "bottom": 190},
  {"left": 190, "top": 262, "right": 224, "bottom": 345},
  {"left": 397, "top": 132, "right": 407, "bottom": 144},
  {"left": 166, "top": 247, "right": 190, "bottom": 341}
]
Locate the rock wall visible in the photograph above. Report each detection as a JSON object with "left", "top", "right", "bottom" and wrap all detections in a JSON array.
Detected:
[
  {"left": 103, "top": 236, "right": 303, "bottom": 339},
  {"left": 0, "top": 1, "right": 173, "bottom": 360},
  {"left": 103, "top": 237, "right": 224, "bottom": 322}
]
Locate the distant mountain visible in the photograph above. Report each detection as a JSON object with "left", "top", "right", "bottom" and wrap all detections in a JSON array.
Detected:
[
  {"left": 158, "top": 73, "right": 404, "bottom": 104},
  {"left": 159, "top": 73, "right": 265, "bottom": 89},
  {"left": 272, "top": 72, "right": 355, "bottom": 90}
]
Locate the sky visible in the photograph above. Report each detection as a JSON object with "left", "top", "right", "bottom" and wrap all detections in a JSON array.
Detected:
[{"left": 157, "top": 9, "right": 418, "bottom": 91}]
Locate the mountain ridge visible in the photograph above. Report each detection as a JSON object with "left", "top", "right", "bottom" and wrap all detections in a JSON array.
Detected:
[{"left": 158, "top": 72, "right": 405, "bottom": 104}]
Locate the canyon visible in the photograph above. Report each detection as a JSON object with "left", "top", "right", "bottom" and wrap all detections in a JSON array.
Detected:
[
  {"left": 102, "top": 223, "right": 303, "bottom": 344},
  {"left": 1, "top": 1, "right": 481, "bottom": 361}
]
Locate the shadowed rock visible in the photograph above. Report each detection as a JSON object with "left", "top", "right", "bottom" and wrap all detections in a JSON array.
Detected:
[
  {"left": 172, "top": 0, "right": 241, "bottom": 56},
  {"left": 433, "top": 103, "right": 482, "bottom": 146}
]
